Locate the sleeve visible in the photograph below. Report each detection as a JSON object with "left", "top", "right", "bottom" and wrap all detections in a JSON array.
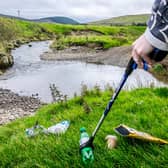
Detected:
[{"left": 144, "top": 0, "right": 168, "bottom": 51}]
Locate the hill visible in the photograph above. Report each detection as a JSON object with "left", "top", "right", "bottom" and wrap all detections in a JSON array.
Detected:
[
  {"left": 0, "top": 13, "right": 79, "bottom": 24},
  {"left": 90, "top": 14, "right": 150, "bottom": 26},
  {"left": 33, "top": 16, "right": 79, "bottom": 24}
]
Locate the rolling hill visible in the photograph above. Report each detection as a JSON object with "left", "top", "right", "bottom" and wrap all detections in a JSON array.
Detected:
[
  {"left": 32, "top": 16, "right": 79, "bottom": 24},
  {"left": 0, "top": 13, "right": 79, "bottom": 24},
  {"left": 89, "top": 14, "right": 150, "bottom": 26}
]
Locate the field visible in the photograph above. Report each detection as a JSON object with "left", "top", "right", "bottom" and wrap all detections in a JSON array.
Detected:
[{"left": 90, "top": 14, "right": 150, "bottom": 26}]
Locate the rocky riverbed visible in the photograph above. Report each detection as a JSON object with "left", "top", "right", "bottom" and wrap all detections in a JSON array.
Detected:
[{"left": 0, "top": 88, "right": 44, "bottom": 125}]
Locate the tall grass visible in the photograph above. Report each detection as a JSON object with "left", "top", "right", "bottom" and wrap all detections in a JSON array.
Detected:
[
  {"left": 50, "top": 25, "right": 145, "bottom": 50},
  {"left": 51, "top": 35, "right": 128, "bottom": 50}
]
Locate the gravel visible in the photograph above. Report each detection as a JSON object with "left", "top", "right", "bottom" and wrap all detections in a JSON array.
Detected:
[{"left": 0, "top": 88, "right": 45, "bottom": 125}]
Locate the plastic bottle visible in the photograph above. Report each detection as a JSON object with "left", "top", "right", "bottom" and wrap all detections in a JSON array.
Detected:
[
  {"left": 25, "top": 124, "right": 45, "bottom": 137},
  {"left": 79, "top": 127, "right": 94, "bottom": 165},
  {"left": 47, "top": 120, "right": 70, "bottom": 134}
]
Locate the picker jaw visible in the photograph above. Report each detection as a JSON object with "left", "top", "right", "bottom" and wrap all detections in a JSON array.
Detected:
[{"left": 79, "top": 136, "right": 94, "bottom": 152}]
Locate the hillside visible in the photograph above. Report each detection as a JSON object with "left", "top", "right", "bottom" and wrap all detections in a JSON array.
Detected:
[
  {"left": 33, "top": 16, "right": 79, "bottom": 24},
  {"left": 0, "top": 13, "right": 79, "bottom": 24},
  {"left": 0, "top": 87, "right": 168, "bottom": 167},
  {"left": 90, "top": 14, "right": 150, "bottom": 25}
]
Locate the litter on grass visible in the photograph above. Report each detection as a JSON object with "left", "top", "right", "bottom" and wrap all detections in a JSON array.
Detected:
[
  {"left": 25, "top": 120, "right": 70, "bottom": 137},
  {"left": 105, "top": 135, "right": 117, "bottom": 149},
  {"left": 47, "top": 120, "right": 70, "bottom": 134},
  {"left": 115, "top": 124, "right": 168, "bottom": 144}
]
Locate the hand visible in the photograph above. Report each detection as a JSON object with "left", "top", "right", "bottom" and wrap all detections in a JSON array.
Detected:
[{"left": 132, "top": 34, "right": 154, "bottom": 68}]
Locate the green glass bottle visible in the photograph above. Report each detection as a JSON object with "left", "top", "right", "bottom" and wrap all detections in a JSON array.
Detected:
[{"left": 80, "top": 127, "right": 94, "bottom": 165}]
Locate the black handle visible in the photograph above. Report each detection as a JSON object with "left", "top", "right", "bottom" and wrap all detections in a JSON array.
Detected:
[
  {"left": 125, "top": 48, "right": 168, "bottom": 76},
  {"left": 149, "top": 48, "right": 168, "bottom": 62},
  {"left": 125, "top": 57, "right": 137, "bottom": 76}
]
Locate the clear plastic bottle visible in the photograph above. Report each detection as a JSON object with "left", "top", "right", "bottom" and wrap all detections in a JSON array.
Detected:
[
  {"left": 47, "top": 120, "right": 70, "bottom": 134},
  {"left": 25, "top": 124, "right": 45, "bottom": 137}
]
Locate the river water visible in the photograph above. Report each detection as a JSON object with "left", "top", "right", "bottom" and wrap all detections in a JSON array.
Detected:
[{"left": 0, "top": 41, "right": 166, "bottom": 102}]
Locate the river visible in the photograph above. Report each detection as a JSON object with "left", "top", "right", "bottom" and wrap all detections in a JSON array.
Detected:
[{"left": 0, "top": 41, "right": 166, "bottom": 103}]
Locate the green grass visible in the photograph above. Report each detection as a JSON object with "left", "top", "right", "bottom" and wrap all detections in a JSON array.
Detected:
[
  {"left": 51, "top": 26, "right": 145, "bottom": 50},
  {"left": 51, "top": 35, "right": 128, "bottom": 50},
  {"left": 90, "top": 14, "right": 150, "bottom": 26},
  {"left": 0, "top": 17, "right": 52, "bottom": 53},
  {"left": 0, "top": 87, "right": 168, "bottom": 167}
]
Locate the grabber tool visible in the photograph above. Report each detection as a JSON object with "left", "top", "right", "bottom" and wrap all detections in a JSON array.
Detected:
[{"left": 79, "top": 49, "right": 168, "bottom": 164}]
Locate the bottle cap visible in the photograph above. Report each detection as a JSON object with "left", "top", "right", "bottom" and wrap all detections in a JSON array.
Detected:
[{"left": 80, "top": 127, "right": 86, "bottom": 132}]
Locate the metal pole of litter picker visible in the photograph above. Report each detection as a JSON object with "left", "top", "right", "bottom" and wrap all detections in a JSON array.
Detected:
[
  {"left": 90, "top": 57, "right": 149, "bottom": 141},
  {"left": 91, "top": 72, "right": 128, "bottom": 139}
]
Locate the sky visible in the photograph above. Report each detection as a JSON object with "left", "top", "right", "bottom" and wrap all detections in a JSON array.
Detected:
[{"left": 0, "top": 0, "right": 154, "bottom": 23}]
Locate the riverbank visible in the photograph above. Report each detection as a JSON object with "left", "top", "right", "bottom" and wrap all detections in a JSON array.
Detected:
[
  {"left": 41, "top": 45, "right": 168, "bottom": 83},
  {"left": 0, "top": 88, "right": 44, "bottom": 125},
  {"left": 41, "top": 45, "right": 131, "bottom": 67}
]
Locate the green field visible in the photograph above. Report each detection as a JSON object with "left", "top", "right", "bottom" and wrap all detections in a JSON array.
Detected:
[
  {"left": 0, "top": 87, "right": 168, "bottom": 167},
  {"left": 90, "top": 14, "right": 150, "bottom": 26}
]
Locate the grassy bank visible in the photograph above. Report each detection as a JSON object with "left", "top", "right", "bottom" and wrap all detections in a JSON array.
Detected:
[
  {"left": 50, "top": 25, "right": 145, "bottom": 50},
  {"left": 0, "top": 87, "right": 168, "bottom": 167},
  {"left": 0, "top": 17, "right": 53, "bottom": 53}
]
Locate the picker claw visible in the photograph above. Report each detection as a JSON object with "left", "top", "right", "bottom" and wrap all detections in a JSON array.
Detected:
[{"left": 80, "top": 136, "right": 94, "bottom": 153}]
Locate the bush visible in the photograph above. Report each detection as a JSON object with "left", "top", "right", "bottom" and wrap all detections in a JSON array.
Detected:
[{"left": 0, "top": 18, "right": 20, "bottom": 42}]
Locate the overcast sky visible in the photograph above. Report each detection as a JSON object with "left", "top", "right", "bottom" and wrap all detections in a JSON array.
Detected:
[{"left": 0, "top": 0, "right": 154, "bottom": 22}]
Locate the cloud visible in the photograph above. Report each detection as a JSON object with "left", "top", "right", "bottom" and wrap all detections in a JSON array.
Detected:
[{"left": 0, "top": 0, "right": 154, "bottom": 22}]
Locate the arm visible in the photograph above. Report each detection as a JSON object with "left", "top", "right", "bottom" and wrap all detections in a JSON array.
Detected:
[
  {"left": 145, "top": 0, "right": 168, "bottom": 51},
  {"left": 132, "top": 0, "right": 168, "bottom": 66}
]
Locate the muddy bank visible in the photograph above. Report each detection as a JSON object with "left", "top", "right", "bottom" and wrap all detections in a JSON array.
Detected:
[
  {"left": 41, "top": 45, "right": 168, "bottom": 83},
  {"left": 0, "top": 88, "right": 44, "bottom": 125},
  {"left": 41, "top": 46, "right": 131, "bottom": 67}
]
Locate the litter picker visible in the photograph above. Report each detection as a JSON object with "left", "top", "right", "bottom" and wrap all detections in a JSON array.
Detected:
[{"left": 79, "top": 49, "right": 168, "bottom": 164}]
